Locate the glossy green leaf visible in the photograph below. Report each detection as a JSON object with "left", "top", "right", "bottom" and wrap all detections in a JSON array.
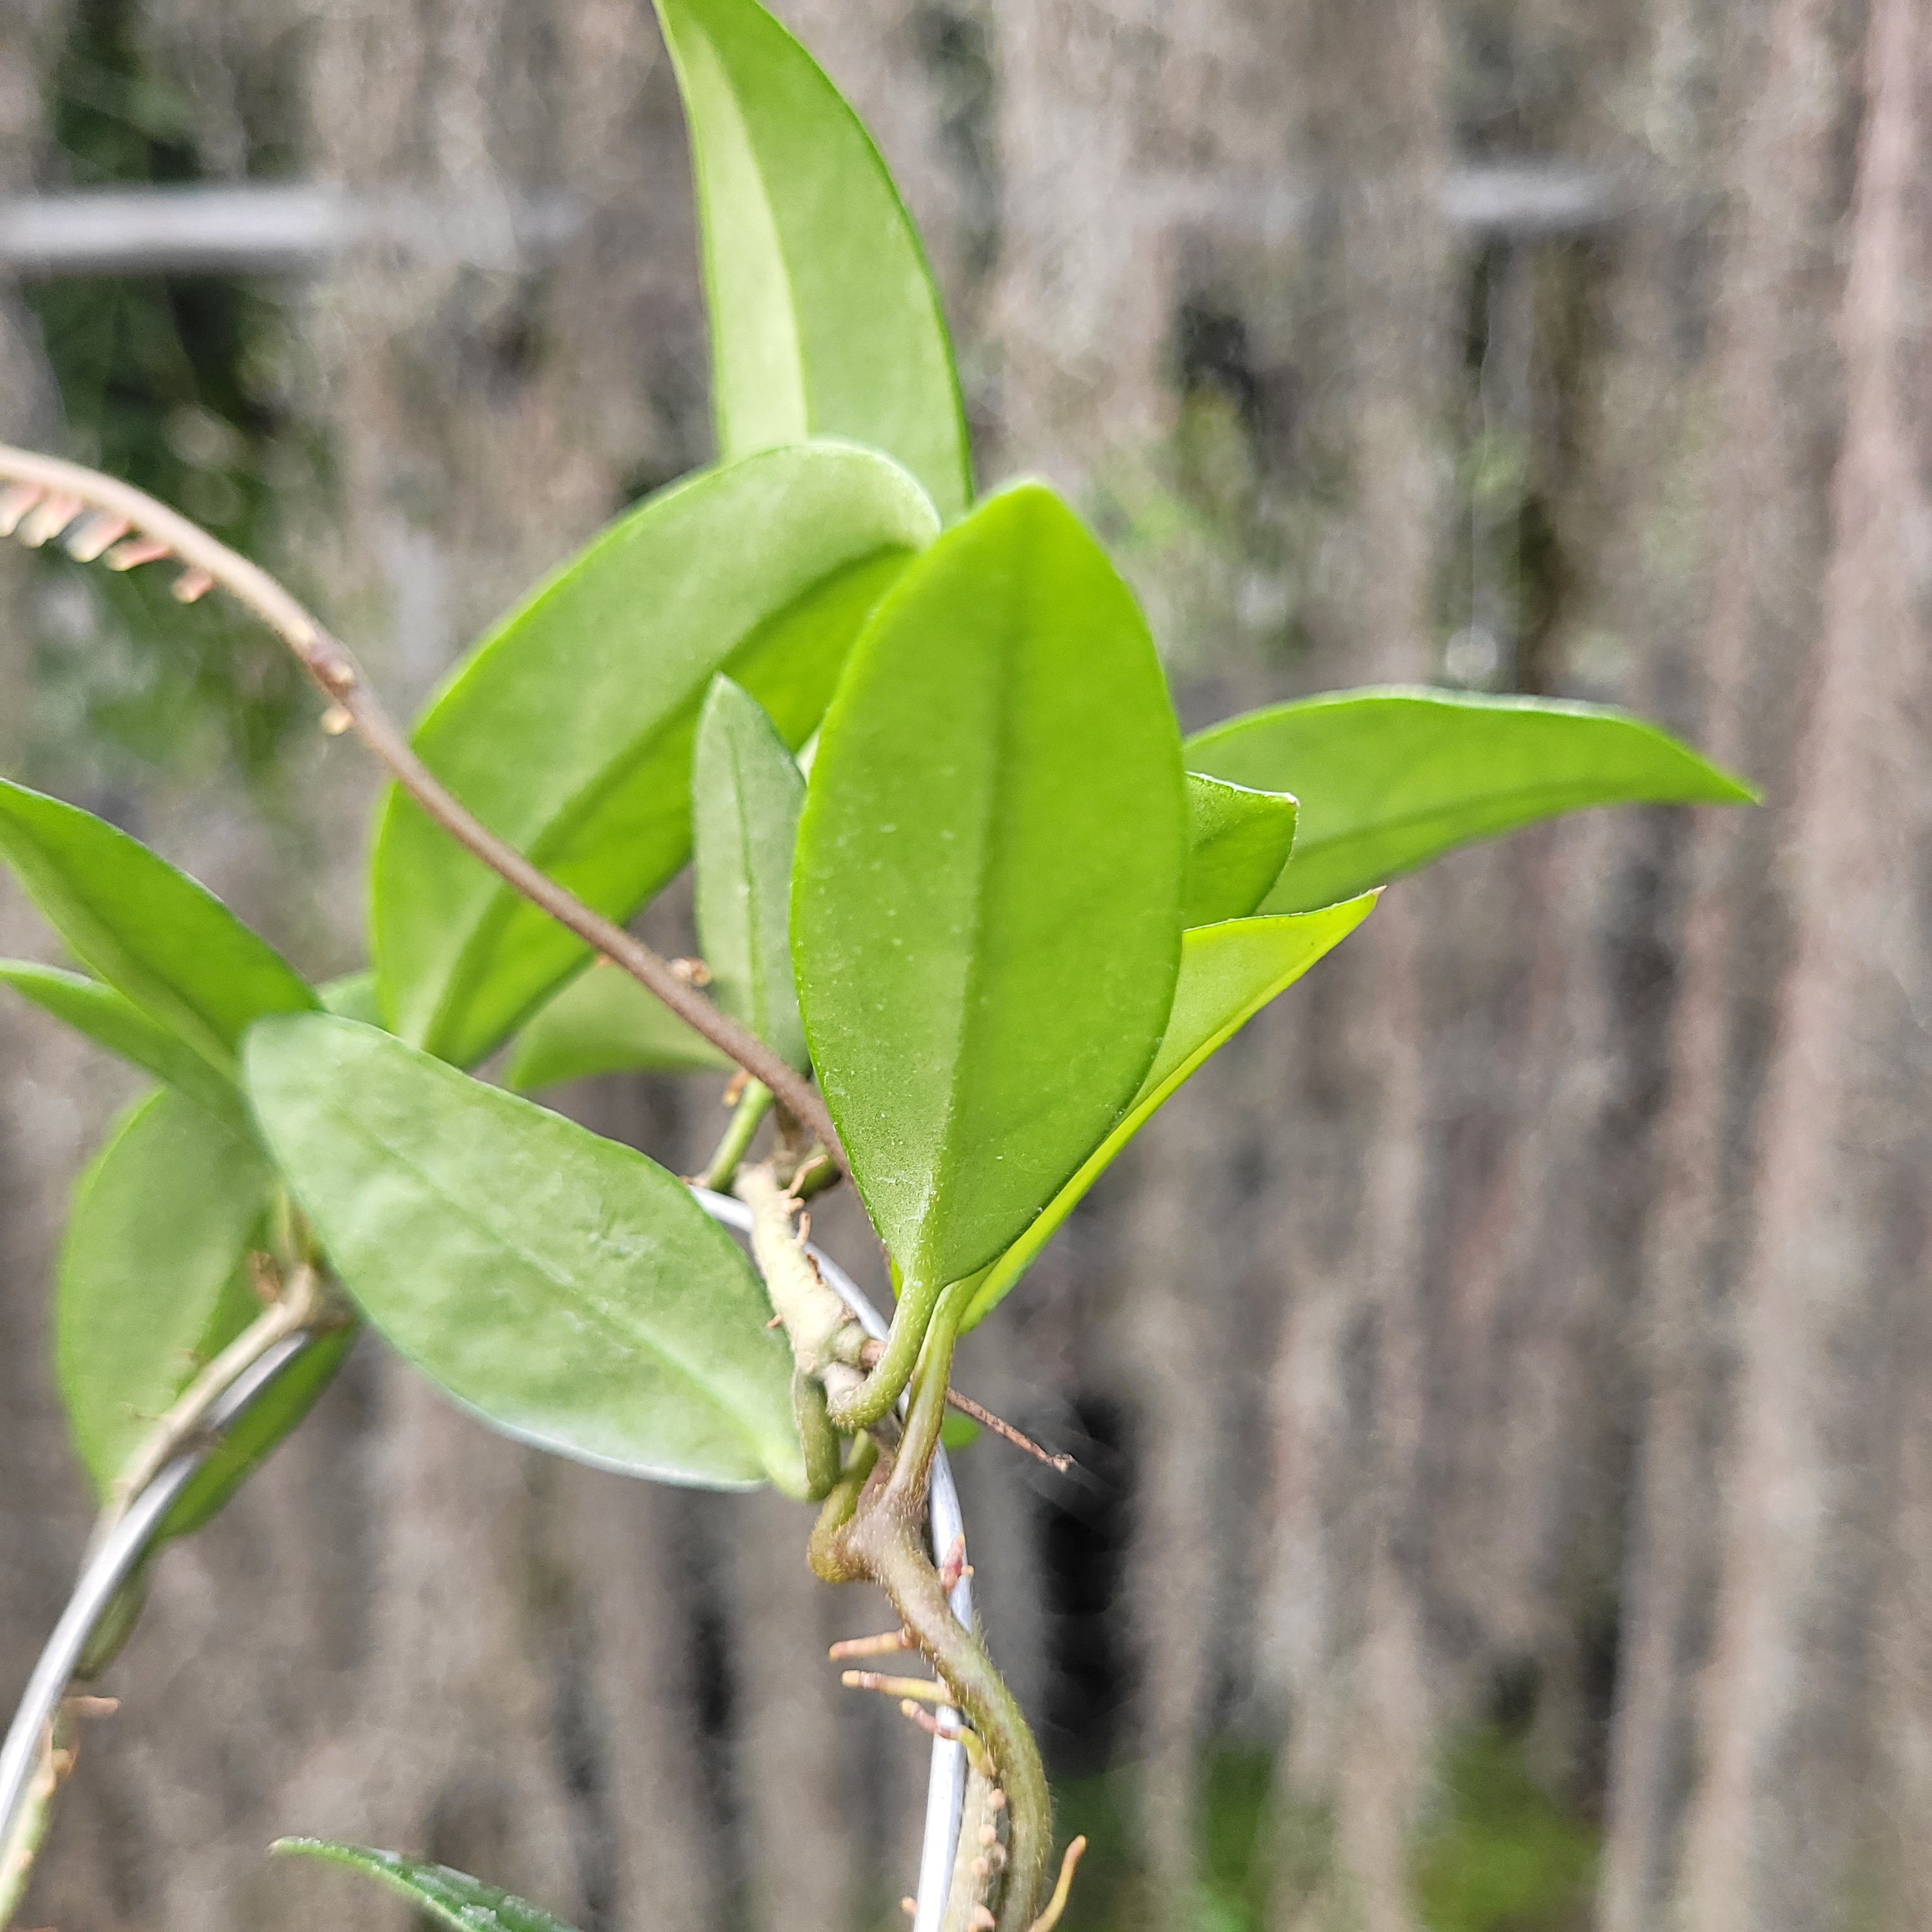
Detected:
[
  {"left": 505, "top": 962, "right": 732, "bottom": 1091},
  {"left": 1183, "top": 773, "right": 1299, "bottom": 926},
  {"left": 272, "top": 1841, "right": 579, "bottom": 1932},
  {"left": 0, "top": 961, "right": 252, "bottom": 1136},
  {"left": 55, "top": 1085, "right": 352, "bottom": 1539},
  {"left": 794, "top": 483, "right": 1186, "bottom": 1292},
  {"left": 245, "top": 1014, "right": 804, "bottom": 1494},
  {"left": 0, "top": 776, "right": 316, "bottom": 1068},
  {"left": 1186, "top": 687, "right": 1757, "bottom": 914},
  {"left": 962, "top": 898, "right": 1375, "bottom": 1329},
  {"left": 693, "top": 677, "right": 808, "bottom": 1069},
  {"left": 319, "top": 970, "right": 383, "bottom": 1025},
  {"left": 371, "top": 443, "right": 938, "bottom": 1069},
  {"left": 654, "top": 0, "right": 970, "bottom": 521},
  {"left": 59, "top": 1089, "right": 273, "bottom": 1497}
]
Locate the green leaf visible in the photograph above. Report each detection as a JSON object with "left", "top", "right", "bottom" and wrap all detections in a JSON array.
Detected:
[
  {"left": 793, "top": 482, "right": 1186, "bottom": 1292},
  {"left": 0, "top": 776, "right": 316, "bottom": 1068},
  {"left": 58, "top": 1082, "right": 353, "bottom": 1544},
  {"left": 272, "top": 1841, "right": 580, "bottom": 1932},
  {"left": 371, "top": 443, "right": 938, "bottom": 1069},
  {"left": 962, "top": 899, "right": 1374, "bottom": 1330},
  {"left": 59, "top": 1089, "right": 272, "bottom": 1496},
  {"left": 56, "top": 1086, "right": 351, "bottom": 1539},
  {"left": 941, "top": 1411, "right": 981, "bottom": 1452},
  {"left": 693, "top": 677, "right": 809, "bottom": 1069},
  {"left": 1186, "top": 687, "right": 1757, "bottom": 913},
  {"left": 245, "top": 1014, "right": 804, "bottom": 1494},
  {"left": 0, "top": 961, "right": 253, "bottom": 1136},
  {"left": 1183, "top": 773, "right": 1299, "bottom": 926},
  {"left": 654, "top": 0, "right": 971, "bottom": 521},
  {"left": 505, "top": 963, "right": 733, "bottom": 1091},
  {"left": 319, "top": 970, "right": 383, "bottom": 1025}
]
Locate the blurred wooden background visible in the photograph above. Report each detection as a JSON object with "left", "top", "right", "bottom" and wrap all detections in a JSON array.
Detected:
[{"left": 1, "top": 0, "right": 1928, "bottom": 1927}]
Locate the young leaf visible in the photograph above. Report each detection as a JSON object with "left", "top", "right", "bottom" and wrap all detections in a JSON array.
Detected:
[
  {"left": 1186, "top": 687, "right": 1757, "bottom": 913},
  {"left": 1183, "top": 772, "right": 1299, "bottom": 926},
  {"left": 793, "top": 482, "right": 1186, "bottom": 1293},
  {"left": 0, "top": 961, "right": 254, "bottom": 1136},
  {"left": 371, "top": 443, "right": 939, "bottom": 1069},
  {"left": 693, "top": 677, "right": 808, "bottom": 1069},
  {"left": 272, "top": 1841, "right": 579, "bottom": 1932},
  {"left": 0, "top": 776, "right": 316, "bottom": 1068},
  {"left": 960, "top": 898, "right": 1376, "bottom": 1329},
  {"left": 505, "top": 962, "right": 733, "bottom": 1092},
  {"left": 654, "top": 0, "right": 971, "bottom": 521},
  {"left": 245, "top": 1014, "right": 805, "bottom": 1494}
]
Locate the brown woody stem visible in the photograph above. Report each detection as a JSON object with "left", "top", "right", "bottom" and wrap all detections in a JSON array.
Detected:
[
  {"left": 813, "top": 1282, "right": 1054, "bottom": 1932},
  {"left": 0, "top": 443, "right": 848, "bottom": 1176}
]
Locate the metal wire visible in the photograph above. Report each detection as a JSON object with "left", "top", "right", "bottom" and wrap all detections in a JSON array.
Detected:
[
  {"left": 0, "top": 1331, "right": 311, "bottom": 1864},
  {"left": 0, "top": 1193, "right": 972, "bottom": 1932}
]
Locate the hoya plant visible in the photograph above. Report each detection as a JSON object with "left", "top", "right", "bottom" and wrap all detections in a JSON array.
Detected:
[{"left": 0, "top": 1, "right": 1752, "bottom": 1926}]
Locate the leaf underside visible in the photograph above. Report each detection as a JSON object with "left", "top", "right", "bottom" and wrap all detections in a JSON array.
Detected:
[
  {"left": 272, "top": 1840, "right": 582, "bottom": 1932},
  {"left": 692, "top": 676, "right": 809, "bottom": 1070},
  {"left": 505, "top": 962, "right": 733, "bottom": 1091},
  {"left": 0, "top": 775, "right": 316, "bottom": 1069},
  {"left": 962, "top": 897, "right": 1376, "bottom": 1329},
  {"left": 245, "top": 1014, "right": 804, "bottom": 1494}
]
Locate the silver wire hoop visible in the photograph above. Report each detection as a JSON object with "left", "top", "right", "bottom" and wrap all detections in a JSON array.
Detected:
[{"left": 0, "top": 1186, "right": 970, "bottom": 1932}]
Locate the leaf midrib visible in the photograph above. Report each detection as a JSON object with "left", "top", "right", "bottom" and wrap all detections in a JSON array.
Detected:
[
  {"left": 1292, "top": 774, "right": 1676, "bottom": 861},
  {"left": 320, "top": 1101, "right": 776, "bottom": 1469}
]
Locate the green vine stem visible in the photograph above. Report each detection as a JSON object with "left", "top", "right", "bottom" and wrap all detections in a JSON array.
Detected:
[
  {"left": 826, "top": 1268, "right": 946, "bottom": 1432},
  {"left": 702, "top": 1078, "right": 772, "bottom": 1191}
]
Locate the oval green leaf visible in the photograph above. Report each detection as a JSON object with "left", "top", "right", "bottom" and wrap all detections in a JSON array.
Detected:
[
  {"left": 59, "top": 1089, "right": 273, "bottom": 1496},
  {"left": 0, "top": 961, "right": 253, "bottom": 1137},
  {"left": 505, "top": 962, "right": 733, "bottom": 1091},
  {"left": 793, "top": 482, "right": 1186, "bottom": 1292},
  {"left": 371, "top": 443, "right": 938, "bottom": 1069},
  {"left": 245, "top": 1014, "right": 804, "bottom": 1494},
  {"left": 1183, "top": 772, "right": 1299, "bottom": 926},
  {"left": 0, "top": 776, "right": 316, "bottom": 1068},
  {"left": 654, "top": 0, "right": 971, "bottom": 521},
  {"left": 272, "top": 1841, "right": 579, "bottom": 1932},
  {"left": 56, "top": 1086, "right": 352, "bottom": 1540},
  {"left": 962, "top": 897, "right": 1376, "bottom": 1330},
  {"left": 693, "top": 677, "right": 808, "bottom": 1070},
  {"left": 1186, "top": 687, "right": 1757, "bottom": 914}
]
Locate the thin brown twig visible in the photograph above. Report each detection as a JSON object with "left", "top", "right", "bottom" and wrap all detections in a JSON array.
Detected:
[
  {"left": 857, "top": 1340, "right": 1074, "bottom": 1472},
  {"left": 0, "top": 443, "right": 848, "bottom": 1177}
]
